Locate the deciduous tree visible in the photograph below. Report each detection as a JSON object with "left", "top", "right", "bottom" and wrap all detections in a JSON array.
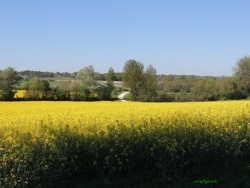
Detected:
[
  {"left": 25, "top": 77, "right": 43, "bottom": 100},
  {"left": 105, "top": 67, "right": 115, "bottom": 99},
  {"left": 144, "top": 65, "right": 158, "bottom": 100},
  {"left": 122, "top": 60, "right": 144, "bottom": 100},
  {"left": 76, "top": 66, "right": 97, "bottom": 87},
  {"left": 233, "top": 56, "right": 250, "bottom": 95},
  {"left": 0, "top": 67, "right": 21, "bottom": 101}
]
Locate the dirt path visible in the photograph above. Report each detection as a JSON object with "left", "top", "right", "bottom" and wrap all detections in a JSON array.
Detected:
[{"left": 118, "top": 92, "right": 130, "bottom": 102}]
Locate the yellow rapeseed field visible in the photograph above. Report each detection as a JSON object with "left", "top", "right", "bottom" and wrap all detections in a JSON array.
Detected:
[
  {"left": 0, "top": 101, "right": 249, "bottom": 132},
  {"left": 13, "top": 90, "right": 26, "bottom": 98},
  {"left": 0, "top": 101, "right": 249, "bottom": 187}
]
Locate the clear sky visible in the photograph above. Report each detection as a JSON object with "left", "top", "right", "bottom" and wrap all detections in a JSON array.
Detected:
[{"left": 0, "top": 0, "right": 250, "bottom": 76}]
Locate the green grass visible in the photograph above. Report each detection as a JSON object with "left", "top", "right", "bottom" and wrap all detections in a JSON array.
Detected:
[
  {"left": 48, "top": 80, "right": 61, "bottom": 88},
  {"left": 17, "top": 80, "right": 28, "bottom": 89},
  {"left": 16, "top": 78, "right": 72, "bottom": 89},
  {"left": 41, "top": 77, "right": 71, "bottom": 81},
  {"left": 123, "top": 93, "right": 132, "bottom": 100}
]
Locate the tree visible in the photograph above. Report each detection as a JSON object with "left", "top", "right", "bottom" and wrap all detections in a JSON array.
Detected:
[
  {"left": 190, "top": 77, "right": 218, "bottom": 101},
  {"left": 41, "top": 80, "right": 51, "bottom": 99},
  {"left": 70, "top": 80, "right": 82, "bottom": 101},
  {"left": 0, "top": 67, "right": 21, "bottom": 101},
  {"left": 143, "top": 65, "right": 158, "bottom": 100},
  {"left": 76, "top": 66, "right": 97, "bottom": 87},
  {"left": 233, "top": 56, "right": 250, "bottom": 95},
  {"left": 114, "top": 72, "right": 122, "bottom": 81},
  {"left": 76, "top": 66, "right": 100, "bottom": 100},
  {"left": 122, "top": 60, "right": 144, "bottom": 100},
  {"left": 80, "top": 85, "right": 91, "bottom": 101},
  {"left": 105, "top": 67, "right": 115, "bottom": 99},
  {"left": 217, "top": 77, "right": 244, "bottom": 100},
  {"left": 25, "top": 77, "right": 51, "bottom": 100},
  {"left": 25, "top": 77, "right": 42, "bottom": 100},
  {"left": 94, "top": 84, "right": 109, "bottom": 100}
]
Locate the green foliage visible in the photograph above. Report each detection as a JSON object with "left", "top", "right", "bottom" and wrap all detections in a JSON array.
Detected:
[
  {"left": 0, "top": 90, "right": 16, "bottom": 101},
  {"left": 0, "top": 67, "right": 21, "bottom": 101},
  {"left": 52, "top": 87, "right": 71, "bottom": 101},
  {"left": 70, "top": 80, "right": 82, "bottom": 101},
  {"left": 18, "top": 70, "right": 71, "bottom": 78},
  {"left": 122, "top": 60, "right": 145, "bottom": 100},
  {"left": 25, "top": 77, "right": 52, "bottom": 100},
  {"left": 2, "top": 55, "right": 250, "bottom": 102},
  {"left": 106, "top": 67, "right": 115, "bottom": 100},
  {"left": 74, "top": 66, "right": 113, "bottom": 101},
  {"left": 123, "top": 93, "right": 131, "bottom": 100},
  {"left": 76, "top": 66, "right": 97, "bottom": 87},
  {"left": 79, "top": 85, "right": 91, "bottom": 101},
  {"left": 106, "top": 67, "right": 115, "bottom": 82},
  {"left": 190, "top": 77, "right": 218, "bottom": 101},
  {"left": 143, "top": 65, "right": 158, "bottom": 101},
  {"left": 91, "top": 84, "right": 110, "bottom": 100},
  {"left": 217, "top": 77, "right": 245, "bottom": 100},
  {"left": 122, "top": 60, "right": 158, "bottom": 101},
  {"left": 233, "top": 56, "right": 250, "bottom": 95},
  {"left": 160, "top": 75, "right": 246, "bottom": 102},
  {"left": 114, "top": 72, "right": 122, "bottom": 81}
]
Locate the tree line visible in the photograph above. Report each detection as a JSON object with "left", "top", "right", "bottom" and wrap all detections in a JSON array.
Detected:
[
  {"left": 0, "top": 66, "right": 117, "bottom": 101},
  {"left": 122, "top": 56, "right": 250, "bottom": 102},
  {"left": 18, "top": 70, "right": 123, "bottom": 81},
  {"left": 0, "top": 55, "right": 249, "bottom": 101}
]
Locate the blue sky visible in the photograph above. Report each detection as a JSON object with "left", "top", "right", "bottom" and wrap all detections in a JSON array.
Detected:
[{"left": 0, "top": 0, "right": 250, "bottom": 76}]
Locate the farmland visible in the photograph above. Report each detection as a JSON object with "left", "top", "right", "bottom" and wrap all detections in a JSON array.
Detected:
[{"left": 0, "top": 101, "right": 250, "bottom": 187}]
